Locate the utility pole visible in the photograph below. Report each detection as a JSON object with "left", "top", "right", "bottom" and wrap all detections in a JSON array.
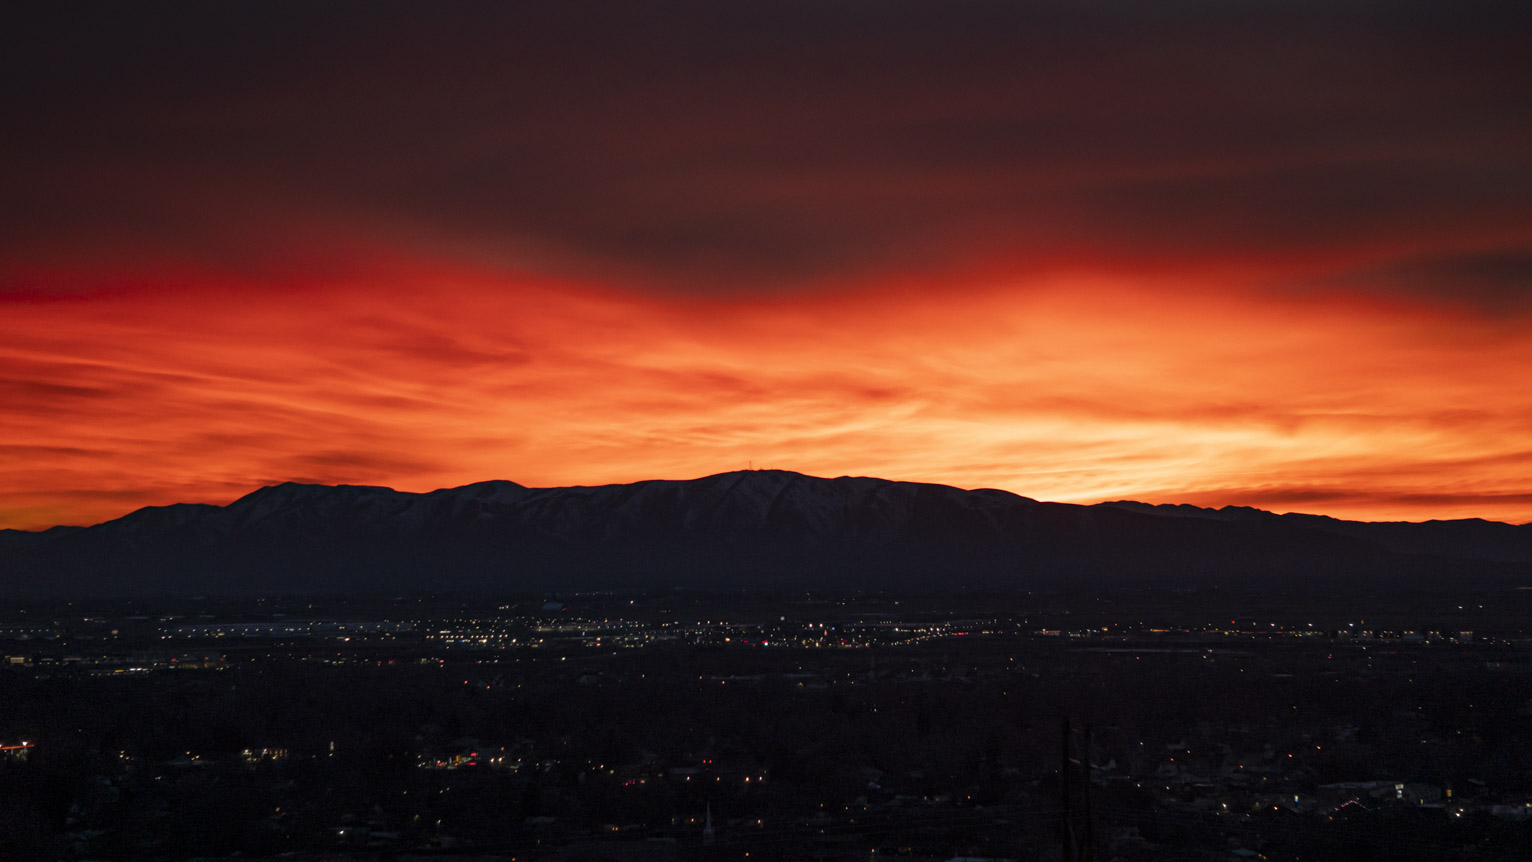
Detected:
[
  {"left": 1081, "top": 723, "right": 1094, "bottom": 862},
  {"left": 1061, "top": 718, "right": 1074, "bottom": 862},
  {"left": 1060, "top": 718, "right": 1094, "bottom": 862}
]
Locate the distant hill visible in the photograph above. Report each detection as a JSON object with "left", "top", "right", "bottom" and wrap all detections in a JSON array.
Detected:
[
  {"left": 2, "top": 470, "right": 1529, "bottom": 596},
  {"left": 1098, "top": 500, "right": 1532, "bottom": 564}
]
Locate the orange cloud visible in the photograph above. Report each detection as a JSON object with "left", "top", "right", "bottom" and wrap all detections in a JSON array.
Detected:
[{"left": 3, "top": 265, "right": 1530, "bottom": 530}]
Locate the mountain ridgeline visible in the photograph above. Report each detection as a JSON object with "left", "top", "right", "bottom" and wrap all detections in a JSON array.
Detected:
[{"left": 2, "top": 471, "right": 1530, "bottom": 597}]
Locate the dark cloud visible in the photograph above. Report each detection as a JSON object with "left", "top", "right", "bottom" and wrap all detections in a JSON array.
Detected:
[
  {"left": 0, "top": 379, "right": 119, "bottom": 401},
  {"left": 0, "top": 373, "right": 167, "bottom": 418},
  {"left": 1332, "top": 249, "right": 1532, "bottom": 313},
  {"left": 0, "top": 444, "right": 101, "bottom": 458},
  {"left": 3, "top": 1, "right": 1530, "bottom": 298}
]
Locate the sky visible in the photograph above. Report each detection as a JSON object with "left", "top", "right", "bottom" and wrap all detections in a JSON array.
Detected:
[{"left": 4, "top": 1, "right": 1532, "bottom": 531}]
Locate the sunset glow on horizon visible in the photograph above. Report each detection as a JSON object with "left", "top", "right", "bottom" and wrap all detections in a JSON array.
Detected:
[
  {"left": 4, "top": 2, "right": 1531, "bottom": 531},
  {"left": 6, "top": 260, "right": 1531, "bottom": 531}
]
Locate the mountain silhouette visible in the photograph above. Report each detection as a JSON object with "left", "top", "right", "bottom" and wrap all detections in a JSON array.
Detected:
[{"left": 2, "top": 470, "right": 1529, "bottom": 596}]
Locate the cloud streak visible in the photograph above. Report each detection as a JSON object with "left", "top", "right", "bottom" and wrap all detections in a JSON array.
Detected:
[{"left": 3, "top": 269, "right": 1530, "bottom": 528}]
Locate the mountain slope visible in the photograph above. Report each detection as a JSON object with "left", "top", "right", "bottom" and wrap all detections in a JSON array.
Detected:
[
  {"left": 1101, "top": 500, "right": 1532, "bottom": 563},
  {"left": 1, "top": 471, "right": 1526, "bottom": 596}
]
